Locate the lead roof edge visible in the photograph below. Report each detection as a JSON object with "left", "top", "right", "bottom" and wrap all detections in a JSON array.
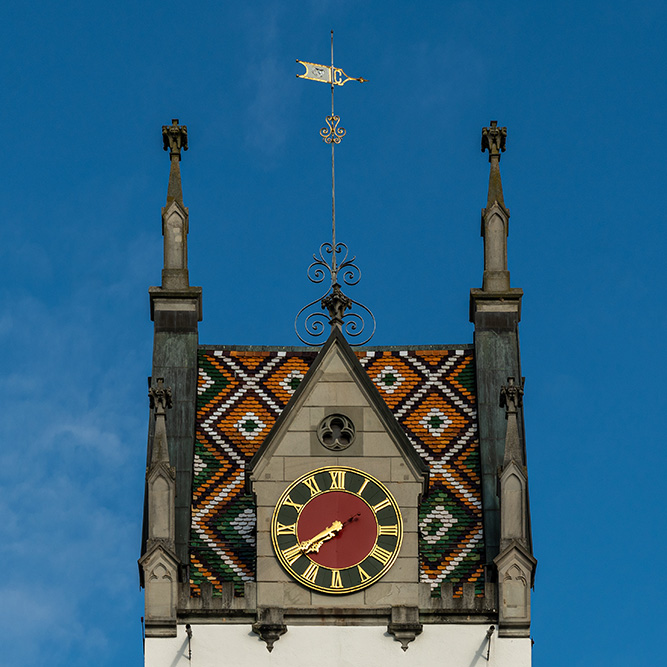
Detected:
[{"left": 198, "top": 343, "right": 474, "bottom": 352}]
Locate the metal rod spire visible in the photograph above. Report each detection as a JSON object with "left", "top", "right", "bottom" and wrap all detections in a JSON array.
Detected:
[
  {"left": 330, "top": 30, "right": 337, "bottom": 281},
  {"left": 294, "top": 36, "right": 374, "bottom": 346}
]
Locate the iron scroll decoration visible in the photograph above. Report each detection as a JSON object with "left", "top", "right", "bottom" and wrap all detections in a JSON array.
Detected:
[
  {"left": 295, "top": 35, "right": 374, "bottom": 346},
  {"left": 294, "top": 242, "right": 376, "bottom": 346}
]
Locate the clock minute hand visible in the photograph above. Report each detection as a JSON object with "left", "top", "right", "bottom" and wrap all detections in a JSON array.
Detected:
[{"left": 299, "top": 520, "right": 344, "bottom": 554}]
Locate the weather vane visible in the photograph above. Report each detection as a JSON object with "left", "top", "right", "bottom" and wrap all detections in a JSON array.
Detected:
[{"left": 294, "top": 31, "right": 375, "bottom": 346}]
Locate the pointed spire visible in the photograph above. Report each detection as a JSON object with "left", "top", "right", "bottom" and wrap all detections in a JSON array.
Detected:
[
  {"left": 500, "top": 376, "right": 524, "bottom": 466},
  {"left": 148, "top": 118, "right": 201, "bottom": 323},
  {"left": 481, "top": 121, "right": 506, "bottom": 209},
  {"left": 477, "top": 120, "right": 512, "bottom": 293},
  {"left": 162, "top": 119, "right": 188, "bottom": 204},
  {"left": 148, "top": 377, "right": 173, "bottom": 466},
  {"left": 157, "top": 118, "right": 192, "bottom": 292}
]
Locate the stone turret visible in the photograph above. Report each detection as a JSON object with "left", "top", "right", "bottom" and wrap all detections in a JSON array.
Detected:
[
  {"left": 139, "top": 378, "right": 179, "bottom": 637},
  {"left": 144, "top": 120, "right": 202, "bottom": 575},
  {"left": 494, "top": 378, "right": 536, "bottom": 637},
  {"left": 470, "top": 122, "right": 524, "bottom": 568}
]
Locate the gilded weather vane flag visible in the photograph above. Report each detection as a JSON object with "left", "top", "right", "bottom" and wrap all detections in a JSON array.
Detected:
[
  {"left": 296, "top": 60, "right": 368, "bottom": 86},
  {"left": 294, "top": 31, "right": 374, "bottom": 346}
]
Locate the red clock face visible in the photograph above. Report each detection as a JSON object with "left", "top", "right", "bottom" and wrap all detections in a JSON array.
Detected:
[
  {"left": 271, "top": 466, "right": 403, "bottom": 594},
  {"left": 296, "top": 491, "right": 376, "bottom": 569}
]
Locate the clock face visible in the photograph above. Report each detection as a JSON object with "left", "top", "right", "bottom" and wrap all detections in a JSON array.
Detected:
[{"left": 271, "top": 466, "right": 403, "bottom": 594}]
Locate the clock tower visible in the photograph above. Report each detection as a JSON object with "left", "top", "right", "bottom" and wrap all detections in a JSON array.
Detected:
[{"left": 140, "top": 119, "right": 536, "bottom": 665}]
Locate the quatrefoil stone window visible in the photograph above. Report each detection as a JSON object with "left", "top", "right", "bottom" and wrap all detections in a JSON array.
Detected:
[{"left": 317, "top": 414, "right": 356, "bottom": 451}]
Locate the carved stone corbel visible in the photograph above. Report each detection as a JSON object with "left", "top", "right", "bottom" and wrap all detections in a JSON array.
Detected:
[
  {"left": 252, "top": 607, "right": 287, "bottom": 652},
  {"left": 387, "top": 606, "right": 423, "bottom": 651}
]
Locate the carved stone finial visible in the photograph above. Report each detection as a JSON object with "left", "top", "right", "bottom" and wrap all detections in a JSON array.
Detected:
[
  {"left": 252, "top": 608, "right": 287, "bottom": 652},
  {"left": 387, "top": 606, "right": 423, "bottom": 651},
  {"left": 148, "top": 378, "right": 173, "bottom": 467},
  {"left": 162, "top": 119, "right": 188, "bottom": 160},
  {"left": 500, "top": 376, "right": 524, "bottom": 416},
  {"left": 149, "top": 377, "right": 173, "bottom": 416},
  {"left": 321, "top": 282, "right": 352, "bottom": 328},
  {"left": 481, "top": 120, "right": 507, "bottom": 162}
]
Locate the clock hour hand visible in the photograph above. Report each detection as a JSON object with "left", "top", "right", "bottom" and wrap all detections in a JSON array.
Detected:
[{"left": 299, "top": 520, "right": 343, "bottom": 554}]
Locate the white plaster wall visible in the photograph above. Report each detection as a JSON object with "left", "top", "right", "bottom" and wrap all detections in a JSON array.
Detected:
[{"left": 146, "top": 623, "right": 531, "bottom": 667}]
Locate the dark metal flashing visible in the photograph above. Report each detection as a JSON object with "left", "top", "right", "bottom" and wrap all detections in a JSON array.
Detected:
[
  {"left": 198, "top": 342, "right": 473, "bottom": 352},
  {"left": 143, "top": 329, "right": 199, "bottom": 568},
  {"left": 154, "top": 310, "right": 200, "bottom": 333}
]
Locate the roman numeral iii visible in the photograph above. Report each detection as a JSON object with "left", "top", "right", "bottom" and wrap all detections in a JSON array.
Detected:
[{"left": 370, "top": 544, "right": 393, "bottom": 565}]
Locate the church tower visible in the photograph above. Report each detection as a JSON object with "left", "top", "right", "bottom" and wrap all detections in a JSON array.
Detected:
[{"left": 139, "top": 118, "right": 536, "bottom": 665}]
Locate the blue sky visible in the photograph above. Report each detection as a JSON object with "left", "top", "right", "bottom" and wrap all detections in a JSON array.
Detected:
[{"left": 0, "top": 2, "right": 664, "bottom": 665}]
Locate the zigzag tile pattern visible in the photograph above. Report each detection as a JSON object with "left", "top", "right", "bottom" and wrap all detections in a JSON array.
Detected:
[{"left": 190, "top": 348, "right": 484, "bottom": 596}]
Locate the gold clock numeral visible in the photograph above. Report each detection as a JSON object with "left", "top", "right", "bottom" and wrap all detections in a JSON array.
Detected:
[
  {"left": 372, "top": 498, "right": 391, "bottom": 513},
  {"left": 302, "top": 476, "right": 321, "bottom": 496},
  {"left": 276, "top": 522, "right": 297, "bottom": 535},
  {"left": 331, "top": 569, "right": 343, "bottom": 589},
  {"left": 272, "top": 467, "right": 404, "bottom": 594},
  {"left": 370, "top": 544, "right": 393, "bottom": 565},
  {"left": 282, "top": 544, "right": 303, "bottom": 565},
  {"left": 303, "top": 561, "right": 319, "bottom": 583},
  {"left": 282, "top": 496, "right": 304, "bottom": 512},
  {"left": 329, "top": 470, "right": 346, "bottom": 489}
]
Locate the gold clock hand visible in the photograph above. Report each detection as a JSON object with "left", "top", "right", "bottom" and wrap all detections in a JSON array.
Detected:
[{"left": 299, "top": 520, "right": 343, "bottom": 554}]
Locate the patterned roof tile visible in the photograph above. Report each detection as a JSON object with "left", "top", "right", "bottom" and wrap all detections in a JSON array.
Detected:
[{"left": 190, "top": 347, "right": 484, "bottom": 597}]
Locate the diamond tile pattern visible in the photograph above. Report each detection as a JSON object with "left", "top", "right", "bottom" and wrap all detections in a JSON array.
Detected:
[{"left": 190, "top": 347, "right": 484, "bottom": 596}]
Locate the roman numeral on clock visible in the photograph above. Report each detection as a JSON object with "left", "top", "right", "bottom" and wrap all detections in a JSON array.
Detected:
[
  {"left": 303, "top": 561, "right": 319, "bottom": 583},
  {"left": 378, "top": 523, "right": 399, "bottom": 536},
  {"left": 282, "top": 496, "right": 304, "bottom": 512},
  {"left": 282, "top": 544, "right": 303, "bottom": 565},
  {"left": 370, "top": 544, "right": 393, "bottom": 565},
  {"left": 330, "top": 570, "right": 343, "bottom": 589},
  {"left": 302, "top": 476, "right": 321, "bottom": 496},
  {"left": 329, "top": 470, "right": 346, "bottom": 489},
  {"left": 372, "top": 498, "right": 391, "bottom": 513},
  {"left": 275, "top": 522, "right": 296, "bottom": 535},
  {"left": 357, "top": 565, "right": 371, "bottom": 582}
]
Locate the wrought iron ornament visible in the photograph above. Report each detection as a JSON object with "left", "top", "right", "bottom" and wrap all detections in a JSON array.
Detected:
[
  {"left": 294, "top": 31, "right": 374, "bottom": 346},
  {"left": 295, "top": 242, "right": 375, "bottom": 345},
  {"left": 320, "top": 115, "right": 346, "bottom": 144}
]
